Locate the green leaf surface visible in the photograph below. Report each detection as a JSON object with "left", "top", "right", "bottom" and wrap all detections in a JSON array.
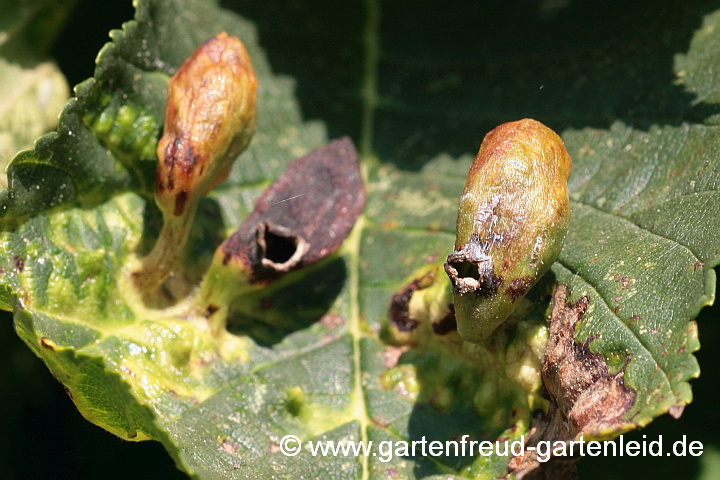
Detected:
[{"left": 2, "top": 0, "right": 720, "bottom": 479}]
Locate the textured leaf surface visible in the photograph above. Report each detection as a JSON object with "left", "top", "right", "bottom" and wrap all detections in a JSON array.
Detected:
[{"left": 2, "top": 0, "right": 720, "bottom": 479}]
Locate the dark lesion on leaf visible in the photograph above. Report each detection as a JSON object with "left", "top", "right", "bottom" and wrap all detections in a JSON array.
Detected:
[
  {"left": 509, "top": 284, "right": 636, "bottom": 479},
  {"left": 219, "top": 137, "right": 365, "bottom": 284},
  {"left": 542, "top": 286, "right": 635, "bottom": 435},
  {"left": 388, "top": 266, "right": 457, "bottom": 336},
  {"left": 389, "top": 279, "right": 423, "bottom": 332},
  {"left": 508, "top": 276, "right": 533, "bottom": 302},
  {"left": 204, "top": 304, "right": 219, "bottom": 318},
  {"left": 431, "top": 306, "right": 457, "bottom": 335},
  {"left": 40, "top": 337, "right": 57, "bottom": 351}
]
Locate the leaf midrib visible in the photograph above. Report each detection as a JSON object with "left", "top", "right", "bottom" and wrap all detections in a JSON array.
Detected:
[{"left": 351, "top": 0, "right": 381, "bottom": 478}]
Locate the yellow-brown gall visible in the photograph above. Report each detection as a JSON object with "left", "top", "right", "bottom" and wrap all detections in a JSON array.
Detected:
[
  {"left": 132, "top": 33, "right": 257, "bottom": 296},
  {"left": 445, "top": 119, "right": 572, "bottom": 343},
  {"left": 156, "top": 32, "right": 257, "bottom": 216}
]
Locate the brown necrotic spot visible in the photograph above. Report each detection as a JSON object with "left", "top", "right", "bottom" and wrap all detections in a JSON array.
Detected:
[
  {"left": 509, "top": 285, "right": 636, "bottom": 479},
  {"left": 174, "top": 190, "right": 189, "bottom": 215},
  {"left": 431, "top": 306, "right": 457, "bottom": 335},
  {"left": 220, "top": 137, "right": 364, "bottom": 283},
  {"left": 204, "top": 304, "right": 219, "bottom": 318},
  {"left": 613, "top": 273, "right": 631, "bottom": 289},
  {"left": 508, "top": 276, "right": 533, "bottom": 302},
  {"left": 320, "top": 313, "right": 345, "bottom": 329},
  {"left": 389, "top": 279, "right": 421, "bottom": 332},
  {"left": 158, "top": 137, "right": 204, "bottom": 195},
  {"left": 543, "top": 285, "right": 635, "bottom": 435},
  {"left": 161, "top": 137, "right": 182, "bottom": 190},
  {"left": 14, "top": 256, "right": 24, "bottom": 272}
]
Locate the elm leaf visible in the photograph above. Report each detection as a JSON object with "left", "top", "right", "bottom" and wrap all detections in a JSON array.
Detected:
[{"left": 2, "top": 1, "right": 720, "bottom": 479}]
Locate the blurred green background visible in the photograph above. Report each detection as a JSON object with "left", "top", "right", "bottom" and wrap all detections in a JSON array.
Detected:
[{"left": 1, "top": 1, "right": 719, "bottom": 479}]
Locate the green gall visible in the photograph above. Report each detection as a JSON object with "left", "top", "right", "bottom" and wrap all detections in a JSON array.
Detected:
[{"left": 445, "top": 119, "right": 572, "bottom": 343}]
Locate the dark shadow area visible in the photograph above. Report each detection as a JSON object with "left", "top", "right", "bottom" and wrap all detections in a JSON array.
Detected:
[
  {"left": 223, "top": 0, "right": 720, "bottom": 171},
  {"left": 52, "top": 0, "right": 135, "bottom": 86},
  {"left": 227, "top": 256, "right": 348, "bottom": 346},
  {"left": 185, "top": 198, "right": 229, "bottom": 266},
  {"left": 0, "top": 311, "right": 187, "bottom": 480},
  {"left": 221, "top": 0, "right": 366, "bottom": 143}
]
